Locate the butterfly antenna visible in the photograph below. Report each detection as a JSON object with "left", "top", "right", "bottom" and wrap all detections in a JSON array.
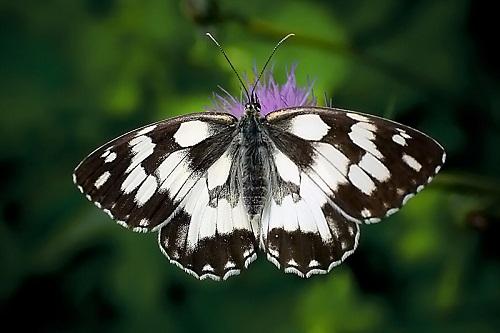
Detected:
[
  {"left": 250, "top": 33, "right": 295, "bottom": 99},
  {"left": 206, "top": 32, "right": 251, "bottom": 102}
]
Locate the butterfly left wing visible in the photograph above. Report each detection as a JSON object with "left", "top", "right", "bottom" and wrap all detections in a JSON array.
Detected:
[{"left": 73, "top": 112, "right": 257, "bottom": 280}]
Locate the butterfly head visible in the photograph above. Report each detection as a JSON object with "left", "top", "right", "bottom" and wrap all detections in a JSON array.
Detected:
[
  {"left": 206, "top": 32, "right": 294, "bottom": 118},
  {"left": 244, "top": 93, "right": 261, "bottom": 115}
]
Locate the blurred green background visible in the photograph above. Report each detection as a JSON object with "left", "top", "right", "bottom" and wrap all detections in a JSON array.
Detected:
[{"left": 1, "top": 0, "right": 500, "bottom": 332}]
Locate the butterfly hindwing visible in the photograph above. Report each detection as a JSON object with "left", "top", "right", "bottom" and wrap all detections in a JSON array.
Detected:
[
  {"left": 158, "top": 194, "right": 258, "bottom": 280},
  {"left": 265, "top": 106, "right": 445, "bottom": 223},
  {"left": 260, "top": 162, "right": 360, "bottom": 277},
  {"left": 158, "top": 142, "right": 258, "bottom": 280}
]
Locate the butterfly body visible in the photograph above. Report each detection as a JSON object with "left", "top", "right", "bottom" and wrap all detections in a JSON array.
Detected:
[
  {"left": 239, "top": 103, "right": 273, "bottom": 221},
  {"left": 74, "top": 103, "right": 445, "bottom": 280}
]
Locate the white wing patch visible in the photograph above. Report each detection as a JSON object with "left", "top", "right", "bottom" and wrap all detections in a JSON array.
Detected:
[
  {"left": 127, "top": 135, "right": 155, "bottom": 173},
  {"left": 392, "top": 134, "right": 407, "bottom": 146},
  {"left": 104, "top": 152, "right": 117, "bottom": 163},
  {"left": 402, "top": 153, "right": 422, "bottom": 172},
  {"left": 232, "top": 200, "right": 251, "bottom": 232},
  {"left": 357, "top": 152, "right": 390, "bottom": 182},
  {"left": 348, "top": 164, "right": 376, "bottom": 195},
  {"left": 216, "top": 199, "right": 233, "bottom": 234},
  {"left": 348, "top": 121, "right": 383, "bottom": 159},
  {"left": 135, "top": 175, "right": 158, "bottom": 206},
  {"left": 121, "top": 165, "right": 147, "bottom": 194},
  {"left": 289, "top": 114, "right": 330, "bottom": 140},
  {"left": 198, "top": 202, "right": 217, "bottom": 240},
  {"left": 94, "top": 171, "right": 111, "bottom": 189},
  {"left": 173, "top": 120, "right": 210, "bottom": 147},
  {"left": 397, "top": 128, "right": 412, "bottom": 139},
  {"left": 274, "top": 149, "right": 300, "bottom": 185},
  {"left": 207, "top": 150, "right": 232, "bottom": 190}
]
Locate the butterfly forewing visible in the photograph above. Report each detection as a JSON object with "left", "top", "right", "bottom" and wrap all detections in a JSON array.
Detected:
[
  {"left": 74, "top": 112, "right": 236, "bottom": 230},
  {"left": 265, "top": 106, "right": 446, "bottom": 224}
]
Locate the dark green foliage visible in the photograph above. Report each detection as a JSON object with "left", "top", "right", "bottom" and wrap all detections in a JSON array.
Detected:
[{"left": 1, "top": 0, "right": 499, "bottom": 332}]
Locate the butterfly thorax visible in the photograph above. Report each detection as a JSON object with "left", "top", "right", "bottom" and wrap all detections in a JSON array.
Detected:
[{"left": 239, "top": 103, "right": 271, "bottom": 221}]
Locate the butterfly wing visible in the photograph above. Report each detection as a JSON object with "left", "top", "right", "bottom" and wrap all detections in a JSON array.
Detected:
[
  {"left": 261, "top": 106, "right": 445, "bottom": 276},
  {"left": 73, "top": 112, "right": 257, "bottom": 280},
  {"left": 265, "top": 106, "right": 445, "bottom": 222}
]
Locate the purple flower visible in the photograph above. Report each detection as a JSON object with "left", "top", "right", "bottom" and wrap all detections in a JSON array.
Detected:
[{"left": 207, "top": 65, "right": 316, "bottom": 117}]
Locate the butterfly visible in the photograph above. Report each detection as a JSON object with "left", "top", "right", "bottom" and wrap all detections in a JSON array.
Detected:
[{"left": 73, "top": 33, "right": 445, "bottom": 281}]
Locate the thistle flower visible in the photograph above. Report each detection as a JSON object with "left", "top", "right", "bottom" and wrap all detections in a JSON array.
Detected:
[{"left": 208, "top": 65, "right": 316, "bottom": 117}]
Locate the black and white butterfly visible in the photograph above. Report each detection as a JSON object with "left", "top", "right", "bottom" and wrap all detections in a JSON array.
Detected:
[{"left": 73, "top": 34, "right": 445, "bottom": 281}]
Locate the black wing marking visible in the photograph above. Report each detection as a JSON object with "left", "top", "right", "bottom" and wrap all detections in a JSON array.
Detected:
[
  {"left": 264, "top": 106, "right": 445, "bottom": 223},
  {"left": 73, "top": 112, "right": 259, "bottom": 280}
]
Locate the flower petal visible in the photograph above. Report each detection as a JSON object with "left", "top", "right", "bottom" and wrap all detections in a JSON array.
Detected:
[{"left": 207, "top": 65, "right": 316, "bottom": 117}]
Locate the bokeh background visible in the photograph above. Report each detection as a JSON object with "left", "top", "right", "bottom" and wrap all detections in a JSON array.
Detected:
[{"left": 1, "top": 0, "right": 499, "bottom": 332}]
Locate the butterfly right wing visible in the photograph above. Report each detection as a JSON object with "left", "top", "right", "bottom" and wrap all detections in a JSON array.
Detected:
[
  {"left": 73, "top": 112, "right": 257, "bottom": 280},
  {"left": 259, "top": 106, "right": 444, "bottom": 277}
]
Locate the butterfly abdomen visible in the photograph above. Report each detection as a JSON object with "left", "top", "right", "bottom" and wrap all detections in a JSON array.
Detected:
[
  {"left": 240, "top": 115, "right": 271, "bottom": 218},
  {"left": 241, "top": 147, "right": 268, "bottom": 216}
]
